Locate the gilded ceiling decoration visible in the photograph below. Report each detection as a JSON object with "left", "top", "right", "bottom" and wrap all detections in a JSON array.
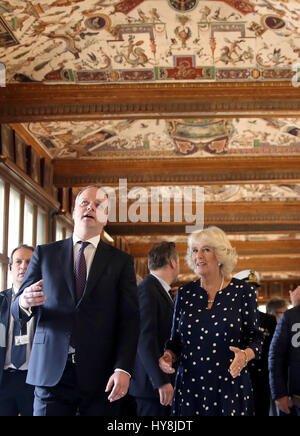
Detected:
[
  {"left": 1, "top": 0, "right": 300, "bottom": 84},
  {"left": 24, "top": 117, "right": 300, "bottom": 158}
]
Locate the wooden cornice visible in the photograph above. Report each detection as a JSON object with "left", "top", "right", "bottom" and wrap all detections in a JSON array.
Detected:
[
  {"left": 178, "top": 255, "right": 300, "bottom": 273},
  {"left": 0, "top": 157, "right": 60, "bottom": 211},
  {"left": 53, "top": 156, "right": 300, "bottom": 186},
  {"left": 2, "top": 81, "right": 300, "bottom": 122},
  {"left": 129, "top": 239, "right": 300, "bottom": 258},
  {"left": 10, "top": 123, "right": 52, "bottom": 161},
  {"left": 106, "top": 223, "right": 300, "bottom": 236}
]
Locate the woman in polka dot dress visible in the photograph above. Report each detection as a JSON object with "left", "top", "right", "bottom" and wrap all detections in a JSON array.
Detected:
[{"left": 159, "top": 226, "right": 263, "bottom": 416}]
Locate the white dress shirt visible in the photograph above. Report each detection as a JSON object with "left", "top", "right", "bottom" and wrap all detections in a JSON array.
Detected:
[{"left": 73, "top": 233, "right": 100, "bottom": 275}]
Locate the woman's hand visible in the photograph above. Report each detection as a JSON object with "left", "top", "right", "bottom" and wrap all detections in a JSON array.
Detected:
[
  {"left": 159, "top": 350, "right": 176, "bottom": 374},
  {"left": 229, "top": 346, "right": 252, "bottom": 379}
]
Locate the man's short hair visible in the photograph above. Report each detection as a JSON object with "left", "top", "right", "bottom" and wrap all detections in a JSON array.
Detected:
[
  {"left": 9, "top": 244, "right": 35, "bottom": 265},
  {"left": 148, "top": 241, "right": 178, "bottom": 271},
  {"left": 266, "top": 297, "right": 289, "bottom": 315},
  {"left": 74, "top": 185, "right": 108, "bottom": 206}
]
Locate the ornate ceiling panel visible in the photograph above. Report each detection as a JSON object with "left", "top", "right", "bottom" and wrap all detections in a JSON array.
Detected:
[
  {"left": 21, "top": 117, "right": 300, "bottom": 158},
  {"left": 1, "top": 0, "right": 300, "bottom": 84}
]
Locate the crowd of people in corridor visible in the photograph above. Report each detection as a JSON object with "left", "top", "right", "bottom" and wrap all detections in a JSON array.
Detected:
[{"left": 0, "top": 185, "right": 299, "bottom": 416}]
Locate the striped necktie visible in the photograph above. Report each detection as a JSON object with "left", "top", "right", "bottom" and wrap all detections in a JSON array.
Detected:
[{"left": 74, "top": 241, "right": 89, "bottom": 302}]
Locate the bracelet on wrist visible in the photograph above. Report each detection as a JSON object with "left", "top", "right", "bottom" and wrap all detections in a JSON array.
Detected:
[{"left": 240, "top": 349, "right": 248, "bottom": 367}]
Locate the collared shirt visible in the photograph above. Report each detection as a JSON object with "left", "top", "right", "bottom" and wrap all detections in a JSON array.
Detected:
[
  {"left": 73, "top": 233, "right": 100, "bottom": 276},
  {"left": 69, "top": 234, "right": 100, "bottom": 354},
  {"left": 150, "top": 273, "right": 173, "bottom": 302},
  {"left": 4, "top": 286, "right": 35, "bottom": 371}
]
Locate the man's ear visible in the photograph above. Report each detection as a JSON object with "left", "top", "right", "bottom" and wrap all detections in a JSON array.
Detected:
[{"left": 169, "top": 258, "right": 176, "bottom": 270}]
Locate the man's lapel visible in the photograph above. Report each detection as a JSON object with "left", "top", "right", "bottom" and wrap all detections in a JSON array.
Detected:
[{"left": 60, "top": 237, "right": 76, "bottom": 304}]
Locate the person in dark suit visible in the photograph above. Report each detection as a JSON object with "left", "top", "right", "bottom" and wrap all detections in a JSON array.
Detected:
[
  {"left": 0, "top": 244, "right": 35, "bottom": 416},
  {"left": 12, "top": 186, "right": 140, "bottom": 416},
  {"left": 129, "top": 241, "right": 179, "bottom": 416},
  {"left": 269, "top": 304, "right": 300, "bottom": 416},
  {"left": 234, "top": 269, "right": 277, "bottom": 416}
]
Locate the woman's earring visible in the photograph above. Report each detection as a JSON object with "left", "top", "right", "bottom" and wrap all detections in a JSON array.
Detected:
[{"left": 218, "top": 263, "right": 222, "bottom": 267}]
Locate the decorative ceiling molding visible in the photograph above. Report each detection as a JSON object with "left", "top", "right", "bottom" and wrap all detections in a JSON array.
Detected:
[
  {"left": 53, "top": 156, "right": 300, "bottom": 186},
  {"left": 2, "top": 82, "right": 300, "bottom": 122},
  {"left": 106, "top": 222, "right": 300, "bottom": 235},
  {"left": 54, "top": 169, "right": 300, "bottom": 186},
  {"left": 129, "top": 239, "right": 300, "bottom": 258},
  {"left": 0, "top": 158, "right": 60, "bottom": 211}
]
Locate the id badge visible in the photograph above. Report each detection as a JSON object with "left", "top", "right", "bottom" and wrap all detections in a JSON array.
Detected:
[{"left": 15, "top": 335, "right": 29, "bottom": 346}]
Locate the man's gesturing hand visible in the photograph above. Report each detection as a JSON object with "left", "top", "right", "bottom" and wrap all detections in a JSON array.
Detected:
[{"left": 19, "top": 280, "right": 46, "bottom": 309}]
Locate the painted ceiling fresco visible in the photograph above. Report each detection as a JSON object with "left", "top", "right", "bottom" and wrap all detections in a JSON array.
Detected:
[
  {"left": 25, "top": 117, "right": 300, "bottom": 158},
  {"left": 1, "top": 0, "right": 300, "bottom": 84},
  {"left": 115, "top": 183, "right": 300, "bottom": 202}
]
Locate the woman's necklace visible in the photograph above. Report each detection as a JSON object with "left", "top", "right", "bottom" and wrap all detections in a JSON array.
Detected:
[{"left": 206, "top": 275, "right": 224, "bottom": 304}]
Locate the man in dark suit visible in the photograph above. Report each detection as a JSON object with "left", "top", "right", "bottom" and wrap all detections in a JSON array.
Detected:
[
  {"left": 269, "top": 304, "right": 300, "bottom": 416},
  {"left": 234, "top": 269, "right": 277, "bottom": 416},
  {"left": 129, "top": 241, "right": 179, "bottom": 416},
  {"left": 0, "top": 244, "right": 35, "bottom": 416},
  {"left": 12, "top": 186, "right": 140, "bottom": 416}
]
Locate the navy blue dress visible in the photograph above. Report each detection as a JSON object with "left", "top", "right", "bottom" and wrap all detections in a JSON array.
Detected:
[{"left": 166, "top": 278, "right": 263, "bottom": 416}]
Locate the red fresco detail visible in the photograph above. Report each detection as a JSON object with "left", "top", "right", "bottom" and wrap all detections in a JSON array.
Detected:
[
  {"left": 114, "top": 0, "right": 146, "bottom": 15},
  {"left": 163, "top": 56, "right": 204, "bottom": 80}
]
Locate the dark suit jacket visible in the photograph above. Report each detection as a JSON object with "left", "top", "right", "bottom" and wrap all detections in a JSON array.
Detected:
[
  {"left": 269, "top": 305, "right": 300, "bottom": 400},
  {"left": 0, "top": 288, "right": 13, "bottom": 385},
  {"left": 11, "top": 237, "right": 140, "bottom": 393},
  {"left": 129, "top": 274, "right": 174, "bottom": 399},
  {"left": 0, "top": 288, "right": 34, "bottom": 385},
  {"left": 249, "top": 310, "right": 276, "bottom": 379}
]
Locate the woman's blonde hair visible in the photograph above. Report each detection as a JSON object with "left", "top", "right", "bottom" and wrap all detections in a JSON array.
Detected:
[{"left": 186, "top": 226, "right": 238, "bottom": 278}]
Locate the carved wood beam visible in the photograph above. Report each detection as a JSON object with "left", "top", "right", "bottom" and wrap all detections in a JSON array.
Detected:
[
  {"left": 0, "top": 157, "right": 60, "bottom": 211},
  {"left": 53, "top": 156, "right": 300, "bottom": 187},
  {"left": 179, "top": 270, "right": 300, "bottom": 284},
  {"left": 235, "top": 256, "right": 300, "bottom": 271},
  {"left": 2, "top": 82, "right": 300, "bottom": 122},
  {"left": 177, "top": 255, "right": 300, "bottom": 273},
  {"left": 106, "top": 223, "right": 300, "bottom": 236},
  {"left": 129, "top": 239, "right": 300, "bottom": 257}
]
